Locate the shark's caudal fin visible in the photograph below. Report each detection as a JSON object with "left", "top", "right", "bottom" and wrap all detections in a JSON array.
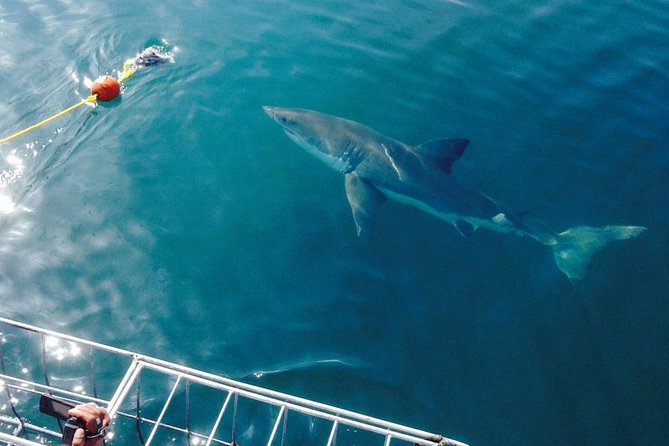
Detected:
[{"left": 551, "top": 225, "right": 646, "bottom": 280}]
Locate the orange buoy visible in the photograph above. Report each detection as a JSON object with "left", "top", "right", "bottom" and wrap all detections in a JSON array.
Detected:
[{"left": 90, "top": 75, "right": 120, "bottom": 101}]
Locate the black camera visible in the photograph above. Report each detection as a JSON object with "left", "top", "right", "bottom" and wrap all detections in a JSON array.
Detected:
[{"left": 38, "top": 394, "right": 88, "bottom": 445}]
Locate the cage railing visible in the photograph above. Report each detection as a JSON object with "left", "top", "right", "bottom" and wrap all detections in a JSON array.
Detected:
[{"left": 0, "top": 317, "right": 468, "bottom": 446}]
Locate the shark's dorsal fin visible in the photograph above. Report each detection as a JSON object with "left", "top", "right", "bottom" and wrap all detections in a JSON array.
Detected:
[
  {"left": 345, "top": 173, "right": 386, "bottom": 237},
  {"left": 414, "top": 138, "right": 469, "bottom": 173}
]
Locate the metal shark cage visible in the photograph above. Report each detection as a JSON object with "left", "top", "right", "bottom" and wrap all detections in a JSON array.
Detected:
[{"left": 0, "top": 317, "right": 467, "bottom": 446}]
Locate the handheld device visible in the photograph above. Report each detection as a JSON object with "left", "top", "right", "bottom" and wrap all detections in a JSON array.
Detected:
[{"left": 38, "top": 394, "right": 86, "bottom": 445}]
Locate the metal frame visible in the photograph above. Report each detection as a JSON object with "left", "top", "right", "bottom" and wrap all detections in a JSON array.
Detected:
[{"left": 0, "top": 317, "right": 468, "bottom": 446}]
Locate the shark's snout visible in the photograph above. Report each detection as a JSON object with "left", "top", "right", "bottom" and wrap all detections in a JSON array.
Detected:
[
  {"left": 262, "top": 105, "right": 286, "bottom": 123},
  {"left": 263, "top": 106, "right": 301, "bottom": 138}
]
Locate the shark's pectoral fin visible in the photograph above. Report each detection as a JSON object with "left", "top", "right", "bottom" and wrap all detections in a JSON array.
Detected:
[
  {"left": 345, "top": 173, "right": 386, "bottom": 237},
  {"left": 414, "top": 138, "right": 469, "bottom": 173},
  {"left": 454, "top": 219, "right": 475, "bottom": 237}
]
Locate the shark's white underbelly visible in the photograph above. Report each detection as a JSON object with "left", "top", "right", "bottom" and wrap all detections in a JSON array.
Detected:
[{"left": 378, "top": 186, "right": 522, "bottom": 236}]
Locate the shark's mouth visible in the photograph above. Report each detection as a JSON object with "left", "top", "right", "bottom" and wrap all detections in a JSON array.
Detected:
[
  {"left": 282, "top": 128, "right": 309, "bottom": 151},
  {"left": 282, "top": 127, "right": 298, "bottom": 137}
]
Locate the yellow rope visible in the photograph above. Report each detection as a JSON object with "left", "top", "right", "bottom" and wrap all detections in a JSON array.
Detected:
[
  {"left": 0, "top": 59, "right": 138, "bottom": 146},
  {"left": 118, "top": 60, "right": 137, "bottom": 84},
  {"left": 0, "top": 95, "right": 98, "bottom": 145}
]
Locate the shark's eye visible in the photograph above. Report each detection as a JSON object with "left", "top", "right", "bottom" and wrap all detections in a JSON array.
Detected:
[{"left": 280, "top": 117, "right": 287, "bottom": 123}]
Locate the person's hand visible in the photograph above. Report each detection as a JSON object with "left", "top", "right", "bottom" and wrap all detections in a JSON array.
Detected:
[{"left": 67, "top": 403, "right": 111, "bottom": 446}]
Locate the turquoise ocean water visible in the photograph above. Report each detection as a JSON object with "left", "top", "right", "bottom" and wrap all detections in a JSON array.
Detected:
[{"left": 1, "top": 1, "right": 668, "bottom": 444}]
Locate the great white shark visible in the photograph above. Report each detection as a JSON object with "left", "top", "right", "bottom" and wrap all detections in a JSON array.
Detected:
[{"left": 263, "top": 106, "right": 646, "bottom": 280}]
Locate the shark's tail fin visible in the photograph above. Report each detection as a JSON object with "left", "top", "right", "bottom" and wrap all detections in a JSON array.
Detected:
[{"left": 551, "top": 225, "right": 646, "bottom": 280}]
